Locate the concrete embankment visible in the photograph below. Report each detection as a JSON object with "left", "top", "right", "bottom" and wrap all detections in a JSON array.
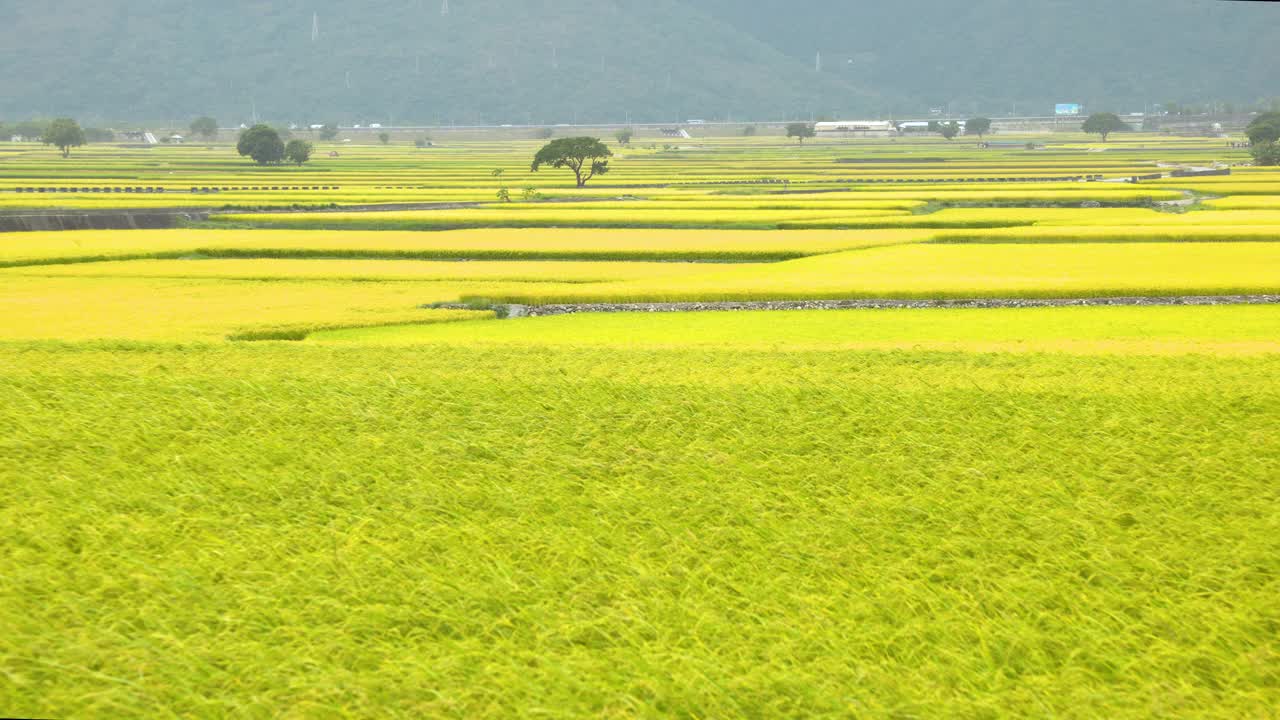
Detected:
[{"left": 0, "top": 210, "right": 210, "bottom": 232}]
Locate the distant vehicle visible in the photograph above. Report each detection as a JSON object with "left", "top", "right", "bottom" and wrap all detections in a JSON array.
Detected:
[
  {"left": 310, "top": 124, "right": 325, "bottom": 130},
  {"left": 687, "top": 119, "right": 706, "bottom": 124},
  {"left": 353, "top": 124, "right": 363, "bottom": 129},
  {"left": 500, "top": 124, "right": 513, "bottom": 127},
  {"left": 370, "top": 123, "right": 383, "bottom": 129},
  {"left": 342, "top": 138, "right": 352, "bottom": 143},
  {"left": 288, "top": 124, "right": 299, "bottom": 130}
]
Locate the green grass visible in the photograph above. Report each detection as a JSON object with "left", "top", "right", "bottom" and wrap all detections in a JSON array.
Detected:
[{"left": 1, "top": 341, "right": 1276, "bottom": 717}]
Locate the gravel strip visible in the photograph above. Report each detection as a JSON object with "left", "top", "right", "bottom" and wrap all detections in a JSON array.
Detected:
[{"left": 434, "top": 295, "right": 1280, "bottom": 319}]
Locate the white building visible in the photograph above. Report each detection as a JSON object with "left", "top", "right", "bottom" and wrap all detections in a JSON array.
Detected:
[{"left": 815, "top": 120, "right": 898, "bottom": 137}]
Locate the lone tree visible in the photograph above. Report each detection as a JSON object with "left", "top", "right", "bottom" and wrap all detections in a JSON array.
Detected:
[
  {"left": 1245, "top": 112, "right": 1280, "bottom": 146},
  {"left": 1251, "top": 142, "right": 1280, "bottom": 167},
  {"left": 319, "top": 123, "right": 340, "bottom": 141},
  {"left": 378, "top": 131, "right": 391, "bottom": 145},
  {"left": 966, "top": 117, "right": 992, "bottom": 139},
  {"left": 285, "top": 139, "right": 313, "bottom": 166},
  {"left": 531, "top": 137, "right": 613, "bottom": 187},
  {"left": 237, "top": 124, "right": 285, "bottom": 165},
  {"left": 939, "top": 121, "right": 961, "bottom": 140},
  {"left": 1082, "top": 112, "right": 1129, "bottom": 142},
  {"left": 614, "top": 128, "right": 634, "bottom": 145},
  {"left": 189, "top": 116, "right": 218, "bottom": 140},
  {"left": 786, "top": 122, "right": 816, "bottom": 144},
  {"left": 44, "top": 118, "right": 85, "bottom": 158}
]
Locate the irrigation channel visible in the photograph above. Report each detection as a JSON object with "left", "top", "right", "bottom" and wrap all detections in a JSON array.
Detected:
[{"left": 439, "top": 295, "right": 1280, "bottom": 319}]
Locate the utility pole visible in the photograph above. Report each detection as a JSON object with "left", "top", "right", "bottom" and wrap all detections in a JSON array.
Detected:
[
  {"left": 312, "top": 13, "right": 319, "bottom": 42},
  {"left": 440, "top": 0, "right": 449, "bottom": 16},
  {"left": 815, "top": 51, "right": 821, "bottom": 73}
]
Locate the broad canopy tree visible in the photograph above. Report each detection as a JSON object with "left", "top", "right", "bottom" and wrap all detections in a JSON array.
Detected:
[
  {"left": 189, "top": 116, "right": 219, "bottom": 140},
  {"left": 1081, "top": 112, "right": 1129, "bottom": 142},
  {"left": 237, "top": 124, "right": 286, "bottom": 165},
  {"left": 284, "top": 139, "right": 313, "bottom": 166},
  {"left": 44, "top": 118, "right": 86, "bottom": 158},
  {"left": 531, "top": 137, "right": 612, "bottom": 187},
  {"left": 1245, "top": 112, "right": 1280, "bottom": 146},
  {"left": 786, "top": 122, "right": 816, "bottom": 143},
  {"left": 966, "top": 117, "right": 992, "bottom": 139}
]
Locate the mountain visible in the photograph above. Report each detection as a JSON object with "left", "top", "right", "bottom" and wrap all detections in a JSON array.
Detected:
[
  {"left": 0, "top": 0, "right": 1275, "bottom": 125},
  {"left": 696, "top": 0, "right": 1280, "bottom": 116}
]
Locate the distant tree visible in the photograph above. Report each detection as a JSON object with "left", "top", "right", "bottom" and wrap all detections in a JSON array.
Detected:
[
  {"left": 614, "top": 128, "right": 634, "bottom": 145},
  {"left": 535, "top": 127, "right": 555, "bottom": 140},
  {"left": 966, "top": 117, "right": 992, "bottom": 139},
  {"left": 237, "top": 124, "right": 285, "bottom": 165},
  {"left": 927, "top": 120, "right": 941, "bottom": 133},
  {"left": 1081, "top": 112, "right": 1129, "bottom": 142},
  {"left": 43, "top": 118, "right": 86, "bottom": 157},
  {"left": 319, "top": 123, "right": 340, "bottom": 141},
  {"left": 378, "top": 131, "right": 391, "bottom": 145},
  {"left": 1245, "top": 112, "right": 1280, "bottom": 146},
  {"left": 496, "top": 187, "right": 511, "bottom": 202},
  {"left": 742, "top": 125, "right": 758, "bottom": 137},
  {"left": 189, "top": 116, "right": 218, "bottom": 140},
  {"left": 939, "top": 122, "right": 960, "bottom": 140},
  {"left": 786, "top": 122, "right": 815, "bottom": 143},
  {"left": 1251, "top": 142, "right": 1280, "bottom": 167},
  {"left": 522, "top": 186, "right": 541, "bottom": 201},
  {"left": 530, "top": 137, "right": 612, "bottom": 187},
  {"left": 491, "top": 168, "right": 505, "bottom": 177},
  {"left": 414, "top": 137, "right": 432, "bottom": 148},
  {"left": 284, "top": 139, "right": 313, "bottom": 166}
]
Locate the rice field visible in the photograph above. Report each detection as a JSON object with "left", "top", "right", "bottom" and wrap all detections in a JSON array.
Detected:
[
  {"left": 2, "top": 132, "right": 1277, "bottom": 718},
  {"left": 472, "top": 242, "right": 1280, "bottom": 304}
]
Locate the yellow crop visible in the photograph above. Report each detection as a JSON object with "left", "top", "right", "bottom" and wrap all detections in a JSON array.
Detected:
[
  {"left": 0, "top": 276, "right": 504, "bottom": 342},
  {"left": 5, "top": 258, "right": 756, "bottom": 284},
  {"left": 937, "top": 224, "right": 1280, "bottom": 243},
  {"left": 311, "top": 305, "right": 1280, "bottom": 357},
  {"left": 212, "top": 207, "right": 910, "bottom": 229},
  {"left": 0, "top": 228, "right": 937, "bottom": 266},
  {"left": 479, "top": 242, "right": 1280, "bottom": 304},
  {"left": 1203, "top": 196, "right": 1280, "bottom": 210}
]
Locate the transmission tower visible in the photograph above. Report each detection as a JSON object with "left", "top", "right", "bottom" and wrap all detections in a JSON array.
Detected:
[
  {"left": 441, "top": 0, "right": 450, "bottom": 16},
  {"left": 815, "top": 51, "right": 821, "bottom": 72},
  {"left": 311, "top": 13, "right": 320, "bottom": 42}
]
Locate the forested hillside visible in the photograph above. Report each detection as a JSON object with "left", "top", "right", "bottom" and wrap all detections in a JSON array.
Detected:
[{"left": 0, "top": 0, "right": 1274, "bottom": 124}]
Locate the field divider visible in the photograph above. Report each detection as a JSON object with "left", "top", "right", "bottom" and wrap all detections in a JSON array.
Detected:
[{"left": 436, "top": 295, "right": 1280, "bottom": 319}]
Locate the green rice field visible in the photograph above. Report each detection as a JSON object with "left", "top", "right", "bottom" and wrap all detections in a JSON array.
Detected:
[{"left": 1, "top": 131, "right": 1277, "bottom": 718}]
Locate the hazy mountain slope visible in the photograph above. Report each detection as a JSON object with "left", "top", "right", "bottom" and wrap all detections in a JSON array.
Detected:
[
  {"left": 0, "top": 0, "right": 873, "bottom": 125},
  {"left": 691, "top": 0, "right": 1280, "bottom": 114},
  {"left": 0, "top": 0, "right": 1274, "bottom": 124}
]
